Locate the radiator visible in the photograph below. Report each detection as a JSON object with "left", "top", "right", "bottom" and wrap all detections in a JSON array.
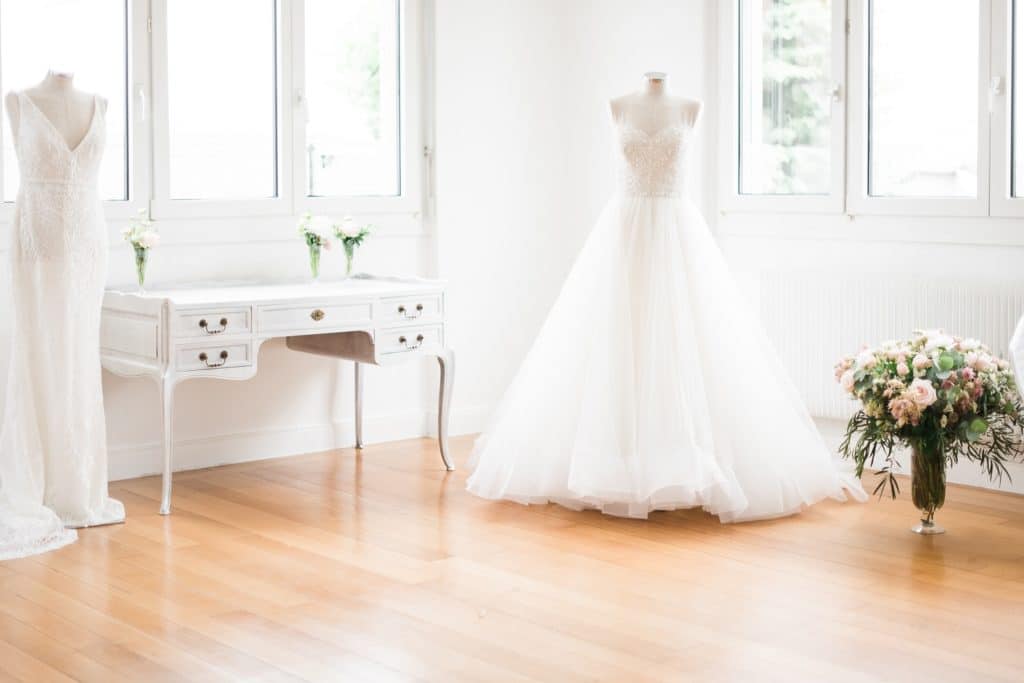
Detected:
[{"left": 758, "top": 272, "right": 1024, "bottom": 419}]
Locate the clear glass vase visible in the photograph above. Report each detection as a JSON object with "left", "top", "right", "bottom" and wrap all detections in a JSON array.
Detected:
[
  {"left": 910, "top": 441, "right": 946, "bottom": 535},
  {"left": 343, "top": 242, "right": 356, "bottom": 278},
  {"left": 134, "top": 245, "right": 148, "bottom": 292},
  {"left": 308, "top": 243, "right": 322, "bottom": 280}
]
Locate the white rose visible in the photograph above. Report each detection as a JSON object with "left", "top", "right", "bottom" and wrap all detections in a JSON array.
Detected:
[
  {"left": 924, "top": 332, "right": 955, "bottom": 351},
  {"left": 138, "top": 232, "right": 160, "bottom": 249},
  {"left": 856, "top": 349, "right": 878, "bottom": 369},
  {"left": 337, "top": 216, "right": 363, "bottom": 237},
  {"left": 960, "top": 338, "right": 981, "bottom": 351},
  {"left": 309, "top": 215, "right": 332, "bottom": 238}
]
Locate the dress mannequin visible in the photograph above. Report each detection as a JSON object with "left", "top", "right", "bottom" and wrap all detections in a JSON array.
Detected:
[
  {"left": 609, "top": 72, "right": 702, "bottom": 133},
  {"left": 5, "top": 71, "right": 104, "bottom": 149}
]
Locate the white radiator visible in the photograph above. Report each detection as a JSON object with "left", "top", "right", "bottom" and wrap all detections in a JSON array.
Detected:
[{"left": 758, "top": 272, "right": 1024, "bottom": 419}]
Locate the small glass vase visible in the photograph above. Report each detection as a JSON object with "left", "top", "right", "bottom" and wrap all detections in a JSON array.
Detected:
[
  {"left": 343, "top": 242, "right": 356, "bottom": 278},
  {"left": 910, "top": 441, "right": 947, "bottom": 535},
  {"left": 134, "top": 245, "right": 148, "bottom": 292},
  {"left": 308, "top": 242, "right": 322, "bottom": 280}
]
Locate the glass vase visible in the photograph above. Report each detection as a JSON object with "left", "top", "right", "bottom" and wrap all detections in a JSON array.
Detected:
[
  {"left": 308, "top": 242, "right": 322, "bottom": 280},
  {"left": 343, "top": 242, "right": 356, "bottom": 278},
  {"left": 910, "top": 441, "right": 946, "bottom": 535},
  {"left": 134, "top": 245, "right": 148, "bottom": 292}
]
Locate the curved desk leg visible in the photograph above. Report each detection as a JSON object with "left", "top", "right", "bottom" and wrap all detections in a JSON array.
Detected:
[
  {"left": 354, "top": 361, "right": 364, "bottom": 449},
  {"left": 159, "top": 376, "right": 175, "bottom": 515},
  {"left": 436, "top": 349, "right": 455, "bottom": 471}
]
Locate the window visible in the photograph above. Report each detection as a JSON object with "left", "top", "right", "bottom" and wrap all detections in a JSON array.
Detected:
[
  {"left": 0, "top": 0, "right": 128, "bottom": 202},
  {"left": 164, "top": 0, "right": 278, "bottom": 200},
  {"left": 738, "top": 0, "right": 833, "bottom": 195},
  {"left": 867, "top": 0, "right": 979, "bottom": 198},
  {"left": 0, "top": 1, "right": 425, "bottom": 225},
  {"left": 724, "top": 0, "right": 996, "bottom": 218},
  {"left": 304, "top": 0, "right": 401, "bottom": 197}
]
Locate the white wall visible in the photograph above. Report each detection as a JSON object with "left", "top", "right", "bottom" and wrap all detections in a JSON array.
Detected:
[{"left": 434, "top": 0, "right": 711, "bottom": 432}]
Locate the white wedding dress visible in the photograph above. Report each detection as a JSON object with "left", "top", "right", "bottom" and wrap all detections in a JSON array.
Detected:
[
  {"left": 0, "top": 92, "right": 124, "bottom": 560},
  {"left": 467, "top": 110, "right": 867, "bottom": 521}
]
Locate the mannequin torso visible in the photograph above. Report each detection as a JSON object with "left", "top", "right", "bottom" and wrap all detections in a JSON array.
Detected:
[
  {"left": 609, "top": 73, "right": 702, "bottom": 134},
  {"left": 5, "top": 71, "right": 104, "bottom": 149}
]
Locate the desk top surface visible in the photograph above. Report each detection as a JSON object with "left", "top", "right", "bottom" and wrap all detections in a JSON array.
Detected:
[{"left": 105, "top": 275, "right": 445, "bottom": 307}]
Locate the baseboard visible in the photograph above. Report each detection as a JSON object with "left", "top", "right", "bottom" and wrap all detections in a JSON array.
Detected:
[
  {"left": 425, "top": 403, "right": 493, "bottom": 438},
  {"left": 108, "top": 410, "right": 431, "bottom": 482}
]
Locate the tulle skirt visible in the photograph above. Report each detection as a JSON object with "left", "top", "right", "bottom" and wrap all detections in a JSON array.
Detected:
[{"left": 466, "top": 194, "right": 867, "bottom": 522}]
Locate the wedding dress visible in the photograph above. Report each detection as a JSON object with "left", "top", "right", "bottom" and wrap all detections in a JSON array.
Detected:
[
  {"left": 0, "top": 91, "right": 124, "bottom": 560},
  {"left": 467, "top": 107, "right": 867, "bottom": 521}
]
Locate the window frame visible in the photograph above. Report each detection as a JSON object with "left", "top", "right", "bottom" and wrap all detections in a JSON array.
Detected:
[
  {"left": 718, "top": 0, "right": 848, "bottom": 215},
  {"left": 846, "top": 0, "right": 992, "bottom": 217},
  {"left": 150, "top": 0, "right": 292, "bottom": 219},
  {"left": 289, "top": 0, "right": 423, "bottom": 219},
  {"left": 992, "top": 0, "right": 1022, "bottom": 216},
  {"left": 0, "top": 0, "right": 149, "bottom": 222}
]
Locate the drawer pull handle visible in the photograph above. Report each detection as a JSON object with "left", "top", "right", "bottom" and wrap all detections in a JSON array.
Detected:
[
  {"left": 311, "top": 309, "right": 326, "bottom": 322},
  {"left": 398, "top": 334, "right": 425, "bottom": 350},
  {"left": 199, "top": 317, "right": 228, "bottom": 334},
  {"left": 198, "top": 350, "right": 229, "bottom": 368},
  {"left": 397, "top": 303, "right": 424, "bottom": 319}
]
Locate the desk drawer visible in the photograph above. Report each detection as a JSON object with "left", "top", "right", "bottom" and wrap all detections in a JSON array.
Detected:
[
  {"left": 177, "top": 308, "right": 252, "bottom": 338},
  {"left": 376, "top": 294, "right": 442, "bottom": 324},
  {"left": 378, "top": 324, "right": 442, "bottom": 355},
  {"left": 177, "top": 341, "right": 253, "bottom": 372},
  {"left": 258, "top": 302, "right": 372, "bottom": 333}
]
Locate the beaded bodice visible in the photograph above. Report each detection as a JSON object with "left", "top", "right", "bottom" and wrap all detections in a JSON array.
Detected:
[{"left": 614, "top": 119, "right": 691, "bottom": 198}]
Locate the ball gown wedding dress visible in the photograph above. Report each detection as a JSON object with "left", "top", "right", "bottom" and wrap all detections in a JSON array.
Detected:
[
  {"left": 0, "top": 92, "right": 124, "bottom": 560},
  {"left": 467, "top": 109, "right": 867, "bottom": 521}
]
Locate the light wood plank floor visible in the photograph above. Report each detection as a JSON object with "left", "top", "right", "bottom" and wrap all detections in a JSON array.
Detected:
[{"left": 2, "top": 436, "right": 1023, "bottom": 682}]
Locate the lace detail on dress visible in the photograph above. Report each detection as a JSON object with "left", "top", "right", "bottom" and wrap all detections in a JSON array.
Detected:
[
  {"left": 0, "top": 90, "right": 124, "bottom": 561},
  {"left": 614, "top": 121, "right": 689, "bottom": 198}
]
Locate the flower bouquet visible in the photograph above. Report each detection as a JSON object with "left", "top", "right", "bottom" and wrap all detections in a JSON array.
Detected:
[
  {"left": 297, "top": 213, "right": 333, "bottom": 280},
  {"left": 121, "top": 208, "right": 159, "bottom": 291},
  {"left": 836, "top": 330, "right": 1024, "bottom": 533},
  {"left": 333, "top": 216, "right": 372, "bottom": 277}
]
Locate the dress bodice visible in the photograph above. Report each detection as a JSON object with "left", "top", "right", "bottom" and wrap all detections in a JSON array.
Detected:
[
  {"left": 613, "top": 118, "right": 692, "bottom": 198},
  {"left": 12, "top": 91, "right": 105, "bottom": 189}
]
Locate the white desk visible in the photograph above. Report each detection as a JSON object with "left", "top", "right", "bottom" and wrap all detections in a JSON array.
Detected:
[{"left": 100, "top": 276, "right": 454, "bottom": 514}]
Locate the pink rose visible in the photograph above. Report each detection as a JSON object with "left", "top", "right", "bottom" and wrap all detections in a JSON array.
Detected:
[
  {"left": 897, "top": 362, "right": 910, "bottom": 376},
  {"left": 912, "top": 353, "right": 932, "bottom": 370},
  {"left": 840, "top": 370, "right": 855, "bottom": 393},
  {"left": 908, "top": 378, "right": 938, "bottom": 408}
]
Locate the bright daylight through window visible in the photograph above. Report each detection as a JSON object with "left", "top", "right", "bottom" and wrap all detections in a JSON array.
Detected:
[
  {"left": 304, "top": 0, "right": 401, "bottom": 197},
  {"left": 868, "top": 0, "right": 978, "bottom": 198},
  {"left": 738, "top": 0, "right": 832, "bottom": 195},
  {"left": 166, "top": 0, "right": 278, "bottom": 200}
]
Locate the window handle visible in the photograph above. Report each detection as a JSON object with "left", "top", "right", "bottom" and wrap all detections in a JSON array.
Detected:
[
  {"left": 989, "top": 76, "right": 1005, "bottom": 112},
  {"left": 829, "top": 83, "right": 842, "bottom": 103},
  {"left": 135, "top": 83, "right": 147, "bottom": 122}
]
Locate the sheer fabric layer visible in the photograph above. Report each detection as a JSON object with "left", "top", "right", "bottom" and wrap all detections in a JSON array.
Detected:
[
  {"left": 0, "top": 91, "right": 124, "bottom": 561},
  {"left": 467, "top": 194, "right": 867, "bottom": 521}
]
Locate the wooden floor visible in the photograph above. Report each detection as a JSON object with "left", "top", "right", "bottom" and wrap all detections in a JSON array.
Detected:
[{"left": 2, "top": 437, "right": 1023, "bottom": 682}]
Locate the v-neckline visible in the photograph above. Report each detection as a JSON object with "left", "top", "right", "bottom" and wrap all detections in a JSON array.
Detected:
[{"left": 20, "top": 91, "right": 98, "bottom": 155}]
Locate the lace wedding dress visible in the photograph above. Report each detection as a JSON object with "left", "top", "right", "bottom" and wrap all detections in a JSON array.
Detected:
[
  {"left": 0, "top": 92, "right": 124, "bottom": 560},
  {"left": 467, "top": 110, "right": 867, "bottom": 521}
]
